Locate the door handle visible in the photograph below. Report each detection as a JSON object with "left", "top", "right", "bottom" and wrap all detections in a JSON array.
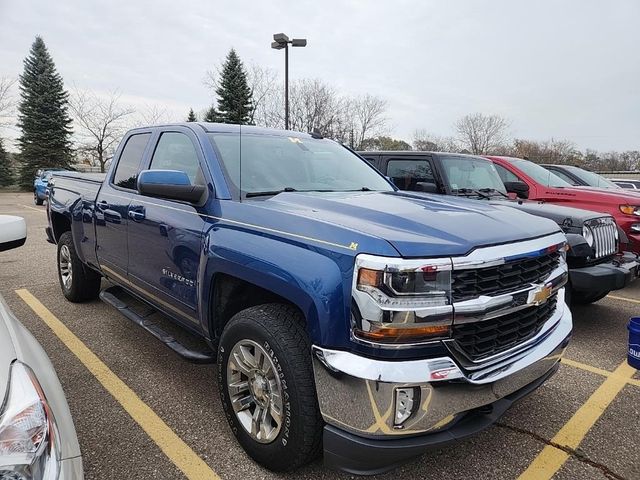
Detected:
[
  {"left": 128, "top": 209, "right": 146, "bottom": 222},
  {"left": 97, "top": 200, "right": 109, "bottom": 210}
]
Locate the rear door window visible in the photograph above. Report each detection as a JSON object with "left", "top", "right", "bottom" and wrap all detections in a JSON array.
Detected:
[
  {"left": 112, "top": 133, "right": 152, "bottom": 190},
  {"left": 386, "top": 159, "right": 434, "bottom": 191}
]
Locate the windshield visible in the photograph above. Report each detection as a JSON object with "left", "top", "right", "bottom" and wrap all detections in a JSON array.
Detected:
[
  {"left": 509, "top": 158, "right": 571, "bottom": 187},
  {"left": 440, "top": 156, "right": 506, "bottom": 195},
  {"left": 564, "top": 166, "right": 620, "bottom": 189},
  {"left": 208, "top": 133, "right": 394, "bottom": 197}
]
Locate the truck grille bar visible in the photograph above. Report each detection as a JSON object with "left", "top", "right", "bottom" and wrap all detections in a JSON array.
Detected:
[
  {"left": 586, "top": 217, "right": 617, "bottom": 259},
  {"left": 451, "top": 251, "right": 560, "bottom": 302}
]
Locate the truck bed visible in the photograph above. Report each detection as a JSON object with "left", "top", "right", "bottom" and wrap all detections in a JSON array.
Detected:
[{"left": 51, "top": 171, "right": 105, "bottom": 200}]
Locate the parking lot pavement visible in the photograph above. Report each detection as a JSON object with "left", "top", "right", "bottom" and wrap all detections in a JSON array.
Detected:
[{"left": 1, "top": 191, "right": 639, "bottom": 480}]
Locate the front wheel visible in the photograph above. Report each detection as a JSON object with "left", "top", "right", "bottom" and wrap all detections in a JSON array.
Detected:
[
  {"left": 57, "top": 231, "right": 101, "bottom": 302},
  {"left": 218, "top": 304, "right": 322, "bottom": 472}
]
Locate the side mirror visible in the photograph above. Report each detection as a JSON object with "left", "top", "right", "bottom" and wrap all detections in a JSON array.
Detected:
[
  {"left": 137, "top": 170, "right": 207, "bottom": 204},
  {"left": 415, "top": 182, "right": 439, "bottom": 194},
  {"left": 0, "top": 216, "right": 27, "bottom": 252},
  {"left": 504, "top": 181, "right": 529, "bottom": 199}
]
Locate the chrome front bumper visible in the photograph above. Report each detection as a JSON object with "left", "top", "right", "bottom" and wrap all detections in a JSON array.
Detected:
[{"left": 312, "top": 289, "right": 572, "bottom": 437}]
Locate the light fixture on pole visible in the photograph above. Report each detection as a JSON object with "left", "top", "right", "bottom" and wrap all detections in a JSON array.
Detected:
[{"left": 271, "top": 33, "right": 307, "bottom": 130}]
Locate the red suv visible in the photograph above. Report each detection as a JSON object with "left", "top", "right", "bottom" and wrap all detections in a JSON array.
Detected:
[{"left": 487, "top": 156, "right": 640, "bottom": 254}]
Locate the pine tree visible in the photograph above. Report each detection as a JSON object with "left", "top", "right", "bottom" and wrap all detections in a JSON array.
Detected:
[
  {"left": 0, "top": 138, "right": 14, "bottom": 187},
  {"left": 186, "top": 108, "right": 197, "bottom": 122},
  {"left": 16, "top": 36, "right": 73, "bottom": 188},
  {"left": 203, "top": 106, "right": 222, "bottom": 123},
  {"left": 215, "top": 49, "right": 253, "bottom": 124}
]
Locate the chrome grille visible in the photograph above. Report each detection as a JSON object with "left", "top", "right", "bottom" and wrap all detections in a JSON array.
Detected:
[
  {"left": 452, "top": 295, "right": 558, "bottom": 360},
  {"left": 451, "top": 251, "right": 561, "bottom": 302},
  {"left": 586, "top": 217, "right": 617, "bottom": 259}
]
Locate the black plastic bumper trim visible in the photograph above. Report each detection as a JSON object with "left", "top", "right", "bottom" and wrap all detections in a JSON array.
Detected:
[{"left": 570, "top": 257, "right": 639, "bottom": 292}]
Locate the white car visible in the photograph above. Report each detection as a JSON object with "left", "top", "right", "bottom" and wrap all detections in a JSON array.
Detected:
[
  {"left": 0, "top": 216, "right": 83, "bottom": 479},
  {"left": 611, "top": 178, "right": 640, "bottom": 190}
]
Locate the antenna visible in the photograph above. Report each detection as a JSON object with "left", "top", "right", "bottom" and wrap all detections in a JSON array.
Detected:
[{"left": 239, "top": 124, "right": 242, "bottom": 203}]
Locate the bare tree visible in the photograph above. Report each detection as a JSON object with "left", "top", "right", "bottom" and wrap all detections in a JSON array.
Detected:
[
  {"left": 412, "top": 129, "right": 460, "bottom": 152},
  {"left": 454, "top": 113, "right": 510, "bottom": 155},
  {"left": 509, "top": 138, "right": 581, "bottom": 164},
  {"left": 349, "top": 94, "right": 388, "bottom": 149},
  {"left": 137, "top": 104, "right": 172, "bottom": 125},
  {"left": 69, "top": 89, "right": 134, "bottom": 172},
  {"left": 0, "top": 76, "right": 17, "bottom": 127},
  {"left": 246, "top": 64, "right": 278, "bottom": 125}
]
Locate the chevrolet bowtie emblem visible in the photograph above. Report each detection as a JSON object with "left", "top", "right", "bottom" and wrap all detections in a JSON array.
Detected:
[{"left": 531, "top": 284, "right": 553, "bottom": 305}]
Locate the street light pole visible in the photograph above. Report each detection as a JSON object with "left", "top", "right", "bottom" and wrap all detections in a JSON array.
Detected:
[
  {"left": 271, "top": 33, "right": 307, "bottom": 131},
  {"left": 284, "top": 42, "right": 289, "bottom": 130}
]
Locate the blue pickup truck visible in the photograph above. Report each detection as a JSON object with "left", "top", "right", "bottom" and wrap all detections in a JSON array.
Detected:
[{"left": 46, "top": 123, "right": 572, "bottom": 474}]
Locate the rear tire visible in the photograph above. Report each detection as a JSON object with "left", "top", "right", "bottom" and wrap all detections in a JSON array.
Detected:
[
  {"left": 573, "top": 290, "right": 610, "bottom": 305},
  {"left": 34, "top": 191, "right": 43, "bottom": 205},
  {"left": 218, "top": 304, "right": 323, "bottom": 472},
  {"left": 57, "top": 231, "right": 101, "bottom": 302}
]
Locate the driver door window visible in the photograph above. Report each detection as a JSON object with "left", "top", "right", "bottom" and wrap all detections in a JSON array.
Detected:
[
  {"left": 494, "top": 164, "right": 521, "bottom": 183},
  {"left": 150, "top": 132, "right": 205, "bottom": 186},
  {"left": 549, "top": 169, "right": 578, "bottom": 185},
  {"left": 387, "top": 159, "right": 434, "bottom": 191}
]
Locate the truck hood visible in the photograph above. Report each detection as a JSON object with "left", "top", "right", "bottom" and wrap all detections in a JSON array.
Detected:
[
  {"left": 553, "top": 185, "right": 640, "bottom": 203},
  {"left": 257, "top": 191, "right": 561, "bottom": 257},
  {"left": 487, "top": 199, "right": 606, "bottom": 227}
]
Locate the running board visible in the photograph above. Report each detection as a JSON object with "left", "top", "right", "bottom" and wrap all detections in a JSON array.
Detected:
[{"left": 99, "top": 286, "right": 215, "bottom": 364}]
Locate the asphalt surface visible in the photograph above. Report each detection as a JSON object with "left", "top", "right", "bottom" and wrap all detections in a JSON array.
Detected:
[{"left": 1, "top": 191, "right": 639, "bottom": 480}]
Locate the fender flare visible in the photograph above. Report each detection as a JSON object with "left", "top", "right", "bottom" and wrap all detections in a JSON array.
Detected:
[{"left": 199, "top": 226, "right": 352, "bottom": 347}]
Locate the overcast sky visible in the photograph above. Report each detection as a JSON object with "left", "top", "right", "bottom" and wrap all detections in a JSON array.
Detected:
[{"left": 1, "top": 0, "right": 638, "bottom": 151}]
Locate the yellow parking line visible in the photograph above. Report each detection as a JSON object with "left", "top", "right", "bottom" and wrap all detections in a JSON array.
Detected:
[
  {"left": 518, "top": 360, "right": 636, "bottom": 479},
  {"left": 15, "top": 289, "right": 220, "bottom": 480},
  {"left": 606, "top": 294, "right": 640, "bottom": 304},
  {"left": 562, "top": 357, "right": 640, "bottom": 388},
  {"left": 21, "top": 204, "right": 45, "bottom": 212}
]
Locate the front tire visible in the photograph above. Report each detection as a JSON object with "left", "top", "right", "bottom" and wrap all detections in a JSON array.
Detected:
[
  {"left": 57, "top": 231, "right": 101, "bottom": 302},
  {"left": 218, "top": 304, "right": 322, "bottom": 471}
]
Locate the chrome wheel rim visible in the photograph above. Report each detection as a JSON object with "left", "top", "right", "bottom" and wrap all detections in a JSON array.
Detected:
[
  {"left": 226, "top": 339, "right": 283, "bottom": 443},
  {"left": 59, "top": 245, "right": 73, "bottom": 290}
]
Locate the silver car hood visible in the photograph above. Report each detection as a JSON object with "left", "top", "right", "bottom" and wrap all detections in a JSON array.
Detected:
[{"left": 0, "top": 294, "right": 82, "bottom": 459}]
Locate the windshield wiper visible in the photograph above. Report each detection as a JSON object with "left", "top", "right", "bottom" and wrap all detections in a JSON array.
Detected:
[
  {"left": 245, "top": 187, "right": 345, "bottom": 198},
  {"left": 451, "top": 188, "right": 491, "bottom": 199},
  {"left": 245, "top": 187, "right": 298, "bottom": 198},
  {"left": 478, "top": 188, "right": 508, "bottom": 198}
]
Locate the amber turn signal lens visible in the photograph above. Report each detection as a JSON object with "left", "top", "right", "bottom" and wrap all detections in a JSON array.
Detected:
[
  {"left": 355, "top": 324, "right": 450, "bottom": 343},
  {"left": 358, "top": 268, "right": 383, "bottom": 287},
  {"left": 619, "top": 205, "right": 638, "bottom": 215}
]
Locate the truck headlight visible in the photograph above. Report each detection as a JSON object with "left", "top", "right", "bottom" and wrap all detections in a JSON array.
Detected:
[
  {"left": 619, "top": 205, "right": 640, "bottom": 216},
  {"left": 352, "top": 255, "right": 452, "bottom": 345},
  {"left": 582, "top": 225, "right": 595, "bottom": 247},
  {"left": 0, "top": 362, "right": 59, "bottom": 480}
]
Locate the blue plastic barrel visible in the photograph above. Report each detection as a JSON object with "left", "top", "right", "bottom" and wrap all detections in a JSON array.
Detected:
[{"left": 628, "top": 317, "right": 640, "bottom": 369}]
